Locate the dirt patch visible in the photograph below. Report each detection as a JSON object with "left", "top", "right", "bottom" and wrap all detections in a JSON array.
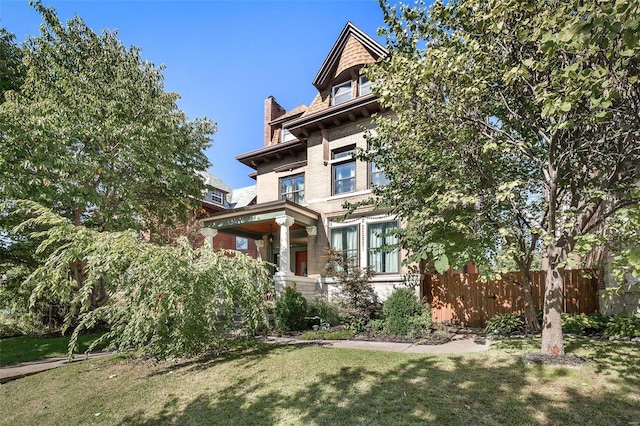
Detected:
[{"left": 520, "top": 352, "right": 587, "bottom": 366}]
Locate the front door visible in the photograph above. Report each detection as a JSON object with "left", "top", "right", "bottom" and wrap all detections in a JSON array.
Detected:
[{"left": 295, "top": 251, "right": 308, "bottom": 276}]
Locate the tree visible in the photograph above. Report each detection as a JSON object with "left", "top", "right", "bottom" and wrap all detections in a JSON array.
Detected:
[
  {"left": 1, "top": 2, "right": 214, "bottom": 232},
  {"left": 9, "top": 201, "right": 273, "bottom": 359},
  {"left": 0, "top": 28, "right": 25, "bottom": 103},
  {"left": 365, "top": 0, "right": 640, "bottom": 355},
  {"left": 323, "top": 248, "right": 381, "bottom": 326},
  {"left": 0, "top": 2, "right": 215, "bottom": 315}
]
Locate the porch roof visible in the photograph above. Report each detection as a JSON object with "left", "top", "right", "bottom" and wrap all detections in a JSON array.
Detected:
[{"left": 200, "top": 199, "right": 320, "bottom": 240}]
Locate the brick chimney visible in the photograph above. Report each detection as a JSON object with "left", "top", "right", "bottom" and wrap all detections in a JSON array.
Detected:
[{"left": 264, "top": 96, "right": 286, "bottom": 147}]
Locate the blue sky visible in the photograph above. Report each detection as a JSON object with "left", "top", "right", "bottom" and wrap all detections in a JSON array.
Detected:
[{"left": 0, "top": 0, "right": 388, "bottom": 189}]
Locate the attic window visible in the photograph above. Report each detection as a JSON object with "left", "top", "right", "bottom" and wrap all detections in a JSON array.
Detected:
[
  {"left": 359, "top": 75, "right": 372, "bottom": 96},
  {"left": 206, "top": 189, "right": 224, "bottom": 205},
  {"left": 332, "top": 81, "right": 352, "bottom": 105},
  {"left": 281, "top": 128, "right": 296, "bottom": 142}
]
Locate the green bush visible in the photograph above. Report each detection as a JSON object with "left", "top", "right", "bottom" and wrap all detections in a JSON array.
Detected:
[
  {"left": 561, "top": 313, "right": 606, "bottom": 335},
  {"left": 484, "top": 313, "right": 525, "bottom": 335},
  {"left": 603, "top": 314, "right": 640, "bottom": 338},
  {"left": 408, "top": 308, "right": 433, "bottom": 339},
  {"left": 383, "top": 288, "right": 425, "bottom": 336},
  {"left": 275, "top": 286, "right": 308, "bottom": 332},
  {"left": 367, "top": 318, "right": 387, "bottom": 334},
  {"left": 307, "top": 295, "right": 342, "bottom": 327}
]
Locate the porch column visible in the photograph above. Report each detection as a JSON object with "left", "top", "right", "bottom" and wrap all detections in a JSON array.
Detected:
[
  {"left": 255, "top": 239, "right": 264, "bottom": 262},
  {"left": 275, "top": 215, "right": 295, "bottom": 275},
  {"left": 199, "top": 228, "right": 218, "bottom": 248}
]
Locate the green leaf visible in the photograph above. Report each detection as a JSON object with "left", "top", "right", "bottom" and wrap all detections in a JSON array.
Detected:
[
  {"left": 559, "top": 101, "right": 572, "bottom": 112},
  {"left": 433, "top": 255, "right": 450, "bottom": 274}
]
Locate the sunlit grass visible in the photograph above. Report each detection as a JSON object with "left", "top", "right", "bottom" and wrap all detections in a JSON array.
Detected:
[
  {"left": 0, "top": 333, "right": 107, "bottom": 366},
  {"left": 0, "top": 337, "right": 638, "bottom": 425}
]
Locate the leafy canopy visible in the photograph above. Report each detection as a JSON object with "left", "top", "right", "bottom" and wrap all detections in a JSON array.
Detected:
[
  {"left": 365, "top": 0, "right": 640, "bottom": 354},
  {"left": 0, "top": 2, "right": 215, "bottom": 232}
]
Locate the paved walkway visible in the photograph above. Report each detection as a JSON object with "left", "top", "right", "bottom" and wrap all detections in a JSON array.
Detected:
[
  {"left": 262, "top": 333, "right": 491, "bottom": 355},
  {"left": 1, "top": 334, "right": 490, "bottom": 384},
  {"left": 0, "top": 351, "right": 113, "bottom": 384}
]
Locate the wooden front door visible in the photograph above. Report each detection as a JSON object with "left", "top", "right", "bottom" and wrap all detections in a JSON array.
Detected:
[{"left": 295, "top": 251, "right": 308, "bottom": 276}]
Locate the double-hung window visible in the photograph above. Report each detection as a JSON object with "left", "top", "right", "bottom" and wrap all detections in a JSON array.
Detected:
[
  {"left": 359, "top": 75, "right": 372, "bottom": 96},
  {"left": 331, "top": 225, "right": 359, "bottom": 266},
  {"left": 280, "top": 173, "right": 305, "bottom": 204},
  {"left": 370, "top": 162, "right": 389, "bottom": 187},
  {"left": 332, "top": 147, "right": 355, "bottom": 195},
  {"left": 368, "top": 221, "right": 399, "bottom": 273},
  {"left": 331, "top": 81, "right": 352, "bottom": 105}
]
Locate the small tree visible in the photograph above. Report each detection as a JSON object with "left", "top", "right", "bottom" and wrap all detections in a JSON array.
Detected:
[
  {"left": 323, "top": 248, "right": 381, "bottom": 326},
  {"left": 274, "top": 286, "right": 308, "bottom": 332}
]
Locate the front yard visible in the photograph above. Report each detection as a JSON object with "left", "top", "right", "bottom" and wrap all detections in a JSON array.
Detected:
[{"left": 0, "top": 337, "right": 638, "bottom": 425}]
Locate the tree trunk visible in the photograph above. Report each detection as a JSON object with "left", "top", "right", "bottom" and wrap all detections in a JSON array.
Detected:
[
  {"left": 520, "top": 273, "right": 541, "bottom": 334},
  {"left": 541, "top": 254, "right": 565, "bottom": 355}
]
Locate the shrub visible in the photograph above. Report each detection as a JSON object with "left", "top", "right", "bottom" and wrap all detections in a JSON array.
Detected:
[
  {"left": 603, "top": 314, "right": 640, "bottom": 338},
  {"left": 484, "top": 313, "right": 525, "bottom": 335},
  {"left": 275, "top": 286, "right": 308, "bottom": 332},
  {"left": 367, "top": 318, "right": 387, "bottom": 334},
  {"left": 383, "top": 288, "right": 425, "bottom": 337},
  {"left": 407, "top": 307, "right": 433, "bottom": 339},
  {"left": 561, "top": 313, "right": 606, "bottom": 335},
  {"left": 307, "top": 295, "right": 342, "bottom": 327},
  {"left": 324, "top": 248, "right": 381, "bottom": 324}
]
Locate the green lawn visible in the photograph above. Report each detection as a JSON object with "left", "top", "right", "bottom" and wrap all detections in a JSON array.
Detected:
[
  {"left": 0, "top": 333, "right": 106, "bottom": 366},
  {"left": 0, "top": 337, "right": 638, "bottom": 425}
]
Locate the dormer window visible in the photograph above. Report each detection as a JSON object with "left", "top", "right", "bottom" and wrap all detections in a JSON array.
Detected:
[
  {"left": 281, "top": 128, "right": 296, "bottom": 143},
  {"left": 206, "top": 189, "right": 224, "bottom": 205},
  {"left": 359, "top": 75, "right": 372, "bottom": 96},
  {"left": 331, "top": 81, "right": 352, "bottom": 105}
]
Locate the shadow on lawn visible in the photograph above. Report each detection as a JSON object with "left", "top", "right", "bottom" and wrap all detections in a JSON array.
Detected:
[
  {"left": 145, "top": 340, "right": 326, "bottom": 379},
  {"left": 117, "top": 342, "right": 640, "bottom": 426}
]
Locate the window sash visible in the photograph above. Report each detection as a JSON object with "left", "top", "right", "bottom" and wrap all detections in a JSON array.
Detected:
[
  {"left": 368, "top": 222, "right": 398, "bottom": 273},
  {"left": 332, "top": 81, "right": 352, "bottom": 105},
  {"left": 333, "top": 162, "right": 355, "bottom": 194},
  {"left": 280, "top": 174, "right": 305, "bottom": 204},
  {"left": 359, "top": 75, "right": 372, "bottom": 96},
  {"left": 370, "top": 162, "right": 389, "bottom": 187},
  {"left": 331, "top": 225, "right": 358, "bottom": 266},
  {"left": 235, "top": 236, "right": 248, "bottom": 250},
  {"left": 208, "top": 190, "right": 223, "bottom": 204}
]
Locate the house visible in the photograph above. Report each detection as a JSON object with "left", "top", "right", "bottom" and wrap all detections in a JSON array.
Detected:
[
  {"left": 200, "top": 23, "right": 409, "bottom": 301},
  {"left": 199, "top": 171, "right": 259, "bottom": 258}
]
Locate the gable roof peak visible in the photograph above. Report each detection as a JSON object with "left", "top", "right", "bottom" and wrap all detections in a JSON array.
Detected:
[{"left": 312, "top": 22, "right": 387, "bottom": 91}]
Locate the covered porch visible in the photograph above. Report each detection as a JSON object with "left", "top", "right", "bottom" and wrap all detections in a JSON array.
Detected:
[{"left": 199, "top": 199, "right": 322, "bottom": 300}]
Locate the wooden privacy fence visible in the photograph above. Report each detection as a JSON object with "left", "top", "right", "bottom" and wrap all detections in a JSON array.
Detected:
[{"left": 421, "top": 269, "right": 599, "bottom": 328}]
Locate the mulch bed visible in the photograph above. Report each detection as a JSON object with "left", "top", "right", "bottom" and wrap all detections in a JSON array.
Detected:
[{"left": 288, "top": 325, "right": 479, "bottom": 346}]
